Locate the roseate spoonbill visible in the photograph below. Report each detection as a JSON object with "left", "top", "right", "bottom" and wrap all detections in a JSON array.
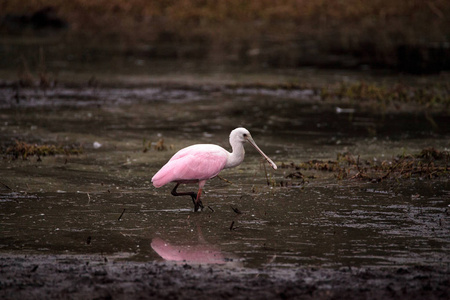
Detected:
[{"left": 151, "top": 127, "right": 277, "bottom": 211}]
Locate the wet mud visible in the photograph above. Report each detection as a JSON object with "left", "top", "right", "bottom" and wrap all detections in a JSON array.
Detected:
[
  {"left": 1, "top": 255, "right": 449, "bottom": 300},
  {"left": 0, "top": 79, "right": 449, "bottom": 298}
]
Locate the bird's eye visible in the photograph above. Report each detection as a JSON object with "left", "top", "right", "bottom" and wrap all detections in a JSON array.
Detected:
[{"left": 243, "top": 133, "right": 248, "bottom": 137}]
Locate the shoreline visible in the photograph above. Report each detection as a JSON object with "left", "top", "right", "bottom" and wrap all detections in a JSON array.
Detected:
[{"left": 1, "top": 254, "right": 449, "bottom": 299}]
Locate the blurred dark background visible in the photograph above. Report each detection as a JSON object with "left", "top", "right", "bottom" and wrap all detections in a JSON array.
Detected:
[{"left": 1, "top": 0, "right": 450, "bottom": 74}]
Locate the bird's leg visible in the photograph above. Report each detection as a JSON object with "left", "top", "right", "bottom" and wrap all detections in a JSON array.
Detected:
[
  {"left": 194, "top": 180, "right": 207, "bottom": 212},
  {"left": 171, "top": 183, "right": 197, "bottom": 207},
  {"left": 194, "top": 188, "right": 204, "bottom": 212},
  {"left": 171, "top": 182, "right": 206, "bottom": 212}
]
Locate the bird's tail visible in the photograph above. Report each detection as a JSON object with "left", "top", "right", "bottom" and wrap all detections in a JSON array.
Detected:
[{"left": 151, "top": 168, "right": 172, "bottom": 188}]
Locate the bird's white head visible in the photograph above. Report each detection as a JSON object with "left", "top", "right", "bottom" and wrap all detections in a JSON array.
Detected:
[
  {"left": 230, "top": 127, "right": 251, "bottom": 144},
  {"left": 229, "top": 127, "right": 277, "bottom": 170}
]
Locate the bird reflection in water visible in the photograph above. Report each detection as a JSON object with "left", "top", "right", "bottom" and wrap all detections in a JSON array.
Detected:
[{"left": 151, "top": 225, "right": 240, "bottom": 265}]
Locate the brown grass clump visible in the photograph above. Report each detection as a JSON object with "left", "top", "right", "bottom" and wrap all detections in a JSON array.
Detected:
[
  {"left": 142, "top": 138, "right": 169, "bottom": 152},
  {"left": 321, "top": 81, "right": 450, "bottom": 108},
  {"left": 281, "top": 148, "right": 449, "bottom": 186},
  {"left": 3, "top": 141, "right": 83, "bottom": 160}
]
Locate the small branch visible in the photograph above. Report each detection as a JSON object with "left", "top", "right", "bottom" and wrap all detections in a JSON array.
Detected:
[
  {"left": 0, "top": 182, "right": 12, "bottom": 191},
  {"left": 217, "top": 175, "right": 232, "bottom": 184},
  {"left": 229, "top": 221, "right": 235, "bottom": 231},
  {"left": 231, "top": 206, "right": 242, "bottom": 214},
  {"left": 262, "top": 160, "right": 270, "bottom": 185},
  {"left": 118, "top": 209, "right": 126, "bottom": 221},
  {"left": 355, "top": 155, "right": 361, "bottom": 173}
]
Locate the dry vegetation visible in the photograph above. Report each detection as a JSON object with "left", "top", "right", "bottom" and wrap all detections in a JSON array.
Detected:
[
  {"left": 320, "top": 81, "right": 450, "bottom": 107},
  {"left": 2, "top": 1, "right": 450, "bottom": 69},
  {"left": 280, "top": 148, "right": 449, "bottom": 187},
  {"left": 2, "top": 141, "right": 83, "bottom": 160}
]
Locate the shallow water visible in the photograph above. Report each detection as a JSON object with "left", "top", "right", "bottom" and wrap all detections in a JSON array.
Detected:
[{"left": 0, "top": 84, "right": 449, "bottom": 269}]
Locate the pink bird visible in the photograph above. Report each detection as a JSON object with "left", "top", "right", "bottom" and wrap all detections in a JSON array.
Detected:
[{"left": 152, "top": 127, "right": 277, "bottom": 211}]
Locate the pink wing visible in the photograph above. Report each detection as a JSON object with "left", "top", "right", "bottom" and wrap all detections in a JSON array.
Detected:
[{"left": 152, "top": 144, "right": 228, "bottom": 188}]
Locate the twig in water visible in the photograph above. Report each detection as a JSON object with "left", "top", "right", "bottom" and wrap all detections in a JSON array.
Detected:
[
  {"left": 229, "top": 221, "right": 235, "bottom": 231},
  {"left": 267, "top": 254, "right": 277, "bottom": 265},
  {"left": 262, "top": 160, "right": 270, "bottom": 185},
  {"left": 355, "top": 155, "right": 361, "bottom": 173},
  {"left": 30, "top": 265, "right": 39, "bottom": 272},
  {"left": 231, "top": 206, "right": 242, "bottom": 214},
  {"left": 14, "top": 82, "right": 20, "bottom": 104},
  {"left": 217, "top": 175, "right": 232, "bottom": 184},
  {"left": 118, "top": 209, "right": 126, "bottom": 221},
  {"left": 0, "top": 182, "right": 12, "bottom": 191}
]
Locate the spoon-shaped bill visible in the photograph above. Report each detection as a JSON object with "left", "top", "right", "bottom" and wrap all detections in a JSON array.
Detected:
[{"left": 246, "top": 137, "right": 277, "bottom": 170}]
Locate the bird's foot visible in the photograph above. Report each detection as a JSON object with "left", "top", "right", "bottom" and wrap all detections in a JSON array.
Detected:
[{"left": 194, "top": 200, "right": 204, "bottom": 212}]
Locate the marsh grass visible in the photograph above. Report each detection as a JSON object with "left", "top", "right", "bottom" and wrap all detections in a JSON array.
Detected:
[
  {"left": 320, "top": 81, "right": 450, "bottom": 107},
  {"left": 3, "top": 140, "right": 83, "bottom": 160},
  {"left": 16, "top": 47, "right": 54, "bottom": 88},
  {"left": 142, "top": 138, "right": 174, "bottom": 153},
  {"left": 281, "top": 148, "right": 449, "bottom": 185},
  {"left": 224, "top": 80, "right": 450, "bottom": 110},
  {"left": 2, "top": 1, "right": 449, "bottom": 69},
  {"left": 18, "top": 56, "right": 34, "bottom": 87}
]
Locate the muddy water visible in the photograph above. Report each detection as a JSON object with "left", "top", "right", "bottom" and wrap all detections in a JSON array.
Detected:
[{"left": 0, "top": 84, "right": 449, "bottom": 269}]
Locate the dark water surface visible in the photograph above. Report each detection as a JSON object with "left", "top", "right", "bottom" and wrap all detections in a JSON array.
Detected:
[{"left": 0, "top": 84, "right": 449, "bottom": 269}]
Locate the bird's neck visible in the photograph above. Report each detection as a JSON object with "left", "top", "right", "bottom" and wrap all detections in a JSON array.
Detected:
[{"left": 225, "top": 142, "right": 245, "bottom": 169}]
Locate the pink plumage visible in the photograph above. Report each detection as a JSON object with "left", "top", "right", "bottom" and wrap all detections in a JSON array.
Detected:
[
  {"left": 151, "top": 128, "right": 277, "bottom": 212},
  {"left": 151, "top": 144, "right": 228, "bottom": 188}
]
